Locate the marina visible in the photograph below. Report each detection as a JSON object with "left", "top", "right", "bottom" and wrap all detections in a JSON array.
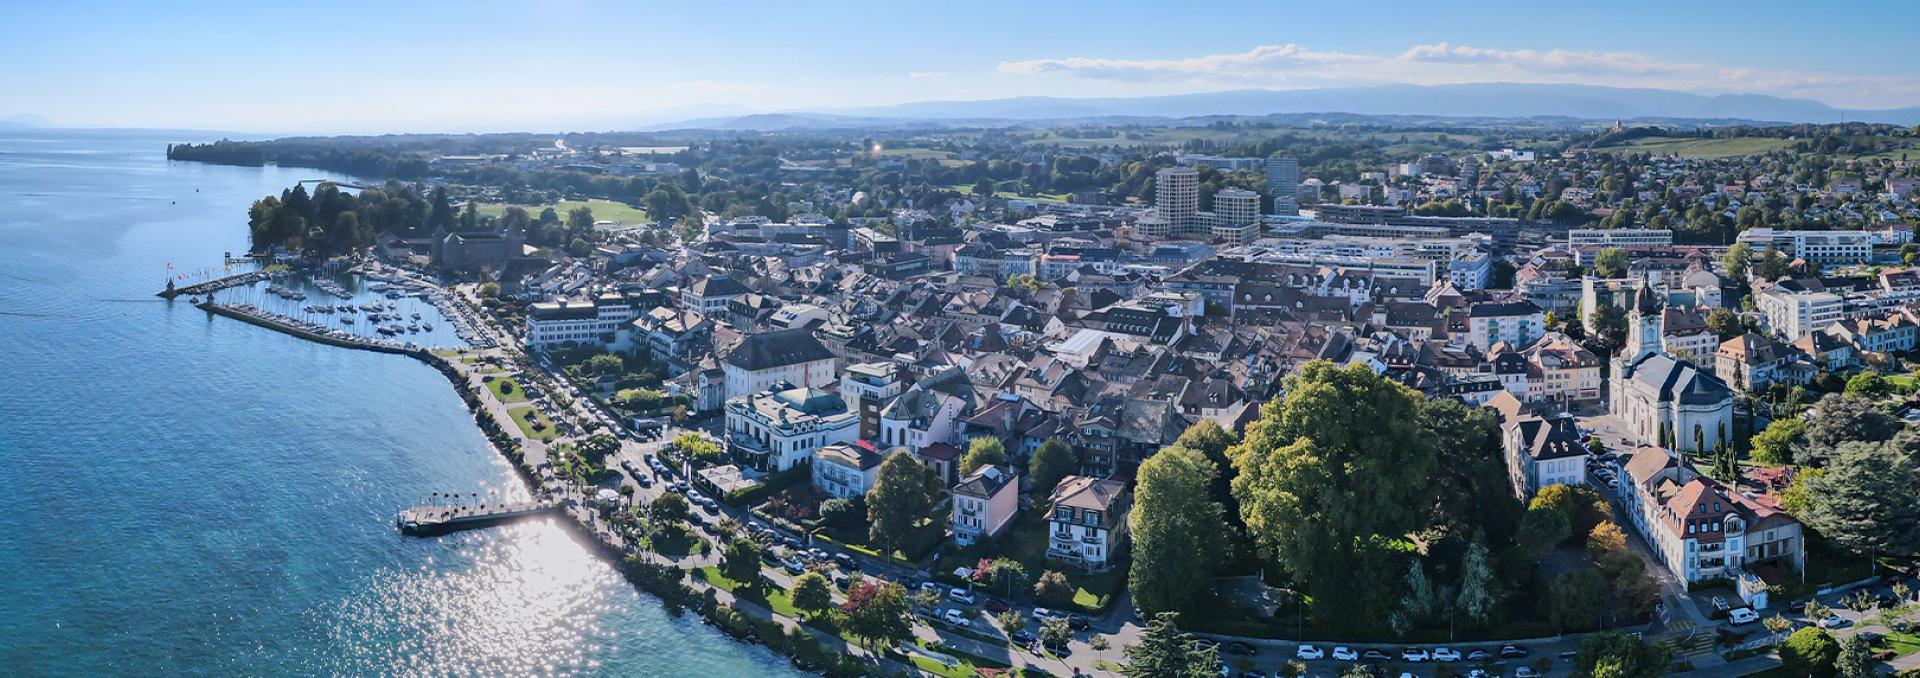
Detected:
[{"left": 179, "top": 262, "right": 494, "bottom": 351}]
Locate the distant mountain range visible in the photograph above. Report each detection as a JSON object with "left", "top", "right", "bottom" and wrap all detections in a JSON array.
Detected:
[
  {"left": 647, "top": 83, "right": 1920, "bottom": 131},
  {"left": 0, "top": 113, "right": 56, "bottom": 129}
]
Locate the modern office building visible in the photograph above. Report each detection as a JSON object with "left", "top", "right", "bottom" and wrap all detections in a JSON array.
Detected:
[
  {"left": 1155, "top": 167, "right": 1200, "bottom": 234},
  {"left": 1265, "top": 156, "right": 1299, "bottom": 215}
]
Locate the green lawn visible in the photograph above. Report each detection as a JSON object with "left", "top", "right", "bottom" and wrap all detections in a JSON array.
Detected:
[
  {"left": 487, "top": 376, "right": 528, "bottom": 403},
  {"left": 507, "top": 405, "right": 555, "bottom": 440},
  {"left": 907, "top": 644, "right": 1011, "bottom": 678},
  {"left": 1590, "top": 136, "right": 1796, "bottom": 159},
  {"left": 475, "top": 199, "right": 649, "bottom": 225},
  {"left": 1870, "top": 630, "right": 1920, "bottom": 657},
  {"left": 946, "top": 183, "right": 1072, "bottom": 203}
]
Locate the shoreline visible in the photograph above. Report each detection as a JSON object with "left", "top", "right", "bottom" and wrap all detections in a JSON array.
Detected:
[{"left": 189, "top": 295, "right": 885, "bottom": 677}]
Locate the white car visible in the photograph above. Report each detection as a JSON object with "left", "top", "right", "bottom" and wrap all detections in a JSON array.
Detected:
[
  {"left": 1432, "top": 647, "right": 1461, "bottom": 662},
  {"left": 1514, "top": 668, "right": 1541, "bottom": 678},
  {"left": 942, "top": 608, "right": 970, "bottom": 627},
  {"left": 1401, "top": 647, "right": 1430, "bottom": 662},
  {"left": 1729, "top": 607, "right": 1760, "bottom": 625},
  {"left": 1031, "top": 606, "right": 1060, "bottom": 621},
  {"left": 1331, "top": 646, "right": 1357, "bottom": 661},
  {"left": 1294, "top": 644, "right": 1325, "bottom": 660},
  {"left": 947, "top": 587, "right": 976, "bottom": 605}
]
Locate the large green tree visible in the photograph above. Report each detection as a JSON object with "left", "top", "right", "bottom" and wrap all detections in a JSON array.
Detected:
[
  {"left": 1780, "top": 627, "right": 1840, "bottom": 678},
  {"left": 1421, "top": 397, "right": 1521, "bottom": 543},
  {"left": 867, "top": 450, "right": 938, "bottom": 557},
  {"left": 1750, "top": 417, "right": 1805, "bottom": 466},
  {"left": 1549, "top": 569, "right": 1608, "bottom": 632},
  {"left": 1594, "top": 247, "right": 1629, "bottom": 278},
  {"left": 720, "top": 537, "right": 764, "bottom": 589},
  {"left": 1800, "top": 440, "right": 1920, "bottom": 556},
  {"left": 791, "top": 571, "right": 833, "bottom": 619},
  {"left": 839, "top": 580, "right": 914, "bottom": 649},
  {"left": 1028, "top": 438, "right": 1078, "bottom": 495},
  {"left": 1122, "top": 612, "right": 1220, "bottom": 678},
  {"left": 960, "top": 436, "right": 1007, "bottom": 475},
  {"left": 1517, "top": 506, "right": 1572, "bottom": 558},
  {"left": 1803, "top": 394, "right": 1898, "bottom": 462},
  {"left": 1230, "top": 361, "right": 1437, "bottom": 630},
  {"left": 1130, "top": 446, "right": 1227, "bottom": 615},
  {"left": 1572, "top": 631, "right": 1673, "bottom": 678}
]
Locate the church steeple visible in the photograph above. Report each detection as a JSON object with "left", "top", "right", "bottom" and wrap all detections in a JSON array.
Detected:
[{"left": 1625, "top": 278, "right": 1663, "bottom": 362}]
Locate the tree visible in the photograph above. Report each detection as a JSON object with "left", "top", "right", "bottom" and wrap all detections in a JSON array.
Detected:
[
  {"left": 1573, "top": 631, "right": 1673, "bottom": 678},
  {"left": 672, "top": 433, "right": 722, "bottom": 464},
  {"left": 1705, "top": 308, "right": 1744, "bottom": 341},
  {"left": 1531, "top": 484, "right": 1609, "bottom": 538},
  {"left": 1780, "top": 627, "right": 1840, "bottom": 678},
  {"left": 1835, "top": 634, "right": 1876, "bottom": 678},
  {"left": 1033, "top": 570, "right": 1074, "bottom": 607},
  {"left": 477, "top": 282, "right": 500, "bottom": 299},
  {"left": 1122, "top": 612, "right": 1220, "bottom": 678},
  {"left": 1517, "top": 507, "right": 1572, "bottom": 558},
  {"left": 1038, "top": 618, "right": 1072, "bottom": 652},
  {"left": 1089, "top": 635, "right": 1111, "bottom": 663},
  {"left": 1758, "top": 245, "right": 1791, "bottom": 280},
  {"left": 792, "top": 571, "right": 834, "bottom": 618},
  {"left": 818, "top": 496, "right": 865, "bottom": 529},
  {"left": 975, "top": 557, "right": 1028, "bottom": 600},
  {"left": 1594, "top": 247, "right": 1629, "bottom": 278},
  {"left": 960, "top": 436, "right": 1007, "bottom": 475},
  {"left": 1130, "top": 445, "right": 1227, "bottom": 615},
  {"left": 720, "top": 537, "right": 764, "bottom": 589},
  {"left": 1800, "top": 441, "right": 1920, "bottom": 556},
  {"left": 1750, "top": 417, "right": 1805, "bottom": 466},
  {"left": 1390, "top": 558, "right": 1437, "bottom": 637},
  {"left": 972, "top": 178, "right": 997, "bottom": 198},
  {"left": 675, "top": 213, "right": 705, "bottom": 242},
  {"left": 1802, "top": 394, "right": 1899, "bottom": 463},
  {"left": 867, "top": 450, "right": 938, "bottom": 558},
  {"left": 1455, "top": 541, "right": 1500, "bottom": 628},
  {"left": 1230, "top": 361, "right": 1437, "bottom": 630},
  {"left": 1422, "top": 397, "right": 1522, "bottom": 543},
  {"left": 1845, "top": 371, "right": 1892, "bottom": 400},
  {"left": 650, "top": 492, "right": 690, "bottom": 525},
  {"left": 1549, "top": 570, "right": 1608, "bottom": 632},
  {"left": 568, "top": 236, "right": 593, "bottom": 258},
  {"left": 578, "top": 432, "right": 620, "bottom": 466},
  {"left": 566, "top": 206, "right": 595, "bottom": 235},
  {"left": 996, "top": 609, "right": 1027, "bottom": 636},
  {"left": 1028, "top": 438, "right": 1078, "bottom": 495},
  {"left": 1722, "top": 242, "right": 1753, "bottom": 279},
  {"left": 840, "top": 580, "right": 914, "bottom": 649}
]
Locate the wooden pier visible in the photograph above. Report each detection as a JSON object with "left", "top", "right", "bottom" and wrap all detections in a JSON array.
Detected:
[{"left": 395, "top": 500, "right": 557, "bottom": 535}]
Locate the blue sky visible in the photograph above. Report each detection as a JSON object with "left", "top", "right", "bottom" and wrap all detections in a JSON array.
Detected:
[{"left": 6, "top": 0, "right": 1919, "bottom": 133}]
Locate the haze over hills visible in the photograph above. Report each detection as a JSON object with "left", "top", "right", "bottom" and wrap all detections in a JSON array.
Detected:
[{"left": 650, "top": 83, "right": 1920, "bottom": 131}]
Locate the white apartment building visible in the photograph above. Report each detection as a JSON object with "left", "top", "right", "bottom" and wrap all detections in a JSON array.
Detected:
[
  {"left": 721, "top": 328, "right": 839, "bottom": 400},
  {"left": 1449, "top": 250, "right": 1492, "bottom": 290},
  {"left": 811, "top": 443, "right": 883, "bottom": 499},
  {"left": 1046, "top": 476, "right": 1131, "bottom": 571},
  {"left": 951, "top": 465, "right": 1020, "bottom": 546},
  {"left": 1466, "top": 300, "right": 1546, "bottom": 351},
  {"left": 1619, "top": 446, "right": 1805, "bottom": 607},
  {"left": 525, "top": 292, "right": 637, "bottom": 350},
  {"left": 1755, "top": 287, "right": 1845, "bottom": 339},
  {"left": 1735, "top": 228, "right": 1872, "bottom": 265},
  {"left": 1212, "top": 188, "right": 1259, "bottom": 228},
  {"left": 1568, "top": 228, "right": 1674, "bottom": 247},
  {"left": 1155, "top": 167, "right": 1200, "bottom": 235}
]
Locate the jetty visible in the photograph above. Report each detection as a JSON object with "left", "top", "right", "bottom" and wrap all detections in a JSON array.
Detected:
[
  {"left": 158, "top": 269, "right": 271, "bottom": 299},
  {"left": 395, "top": 500, "right": 556, "bottom": 535}
]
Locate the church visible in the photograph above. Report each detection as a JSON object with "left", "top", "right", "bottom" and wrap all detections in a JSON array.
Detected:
[{"left": 1609, "top": 284, "right": 1735, "bottom": 453}]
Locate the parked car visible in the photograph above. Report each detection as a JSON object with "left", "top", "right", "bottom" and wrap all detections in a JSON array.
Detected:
[
  {"left": 1822, "top": 615, "right": 1853, "bottom": 629},
  {"left": 1032, "top": 607, "right": 1062, "bottom": 622},
  {"left": 1401, "top": 647, "right": 1430, "bottom": 662},
  {"left": 1068, "top": 614, "right": 1091, "bottom": 631},
  {"left": 947, "top": 588, "right": 976, "bottom": 605},
  {"left": 1362, "top": 649, "right": 1392, "bottom": 661},
  {"left": 1010, "top": 629, "right": 1036, "bottom": 646},
  {"left": 1514, "top": 667, "right": 1541, "bottom": 678},
  {"left": 1466, "top": 649, "right": 1491, "bottom": 660},
  {"left": 1431, "top": 647, "right": 1461, "bottom": 662},
  {"left": 1729, "top": 607, "right": 1760, "bottom": 625},
  {"left": 1331, "top": 646, "right": 1357, "bottom": 661},
  {"left": 942, "top": 608, "right": 970, "bottom": 627},
  {"left": 781, "top": 558, "right": 805, "bottom": 574},
  {"left": 1499, "top": 645, "right": 1530, "bottom": 658},
  {"left": 918, "top": 581, "right": 942, "bottom": 596},
  {"left": 1223, "top": 641, "right": 1257, "bottom": 656},
  {"left": 1294, "top": 644, "right": 1325, "bottom": 661},
  {"left": 984, "top": 599, "right": 1011, "bottom": 613}
]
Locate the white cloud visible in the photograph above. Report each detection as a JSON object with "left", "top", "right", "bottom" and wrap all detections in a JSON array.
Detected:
[
  {"left": 908, "top": 71, "right": 949, "bottom": 79},
  {"left": 998, "top": 42, "right": 1920, "bottom": 107}
]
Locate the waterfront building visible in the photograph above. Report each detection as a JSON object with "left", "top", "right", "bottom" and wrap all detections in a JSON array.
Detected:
[{"left": 725, "top": 382, "right": 858, "bottom": 472}]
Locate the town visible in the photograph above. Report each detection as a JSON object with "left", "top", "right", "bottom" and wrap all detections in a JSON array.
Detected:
[{"left": 181, "top": 118, "right": 1920, "bottom": 678}]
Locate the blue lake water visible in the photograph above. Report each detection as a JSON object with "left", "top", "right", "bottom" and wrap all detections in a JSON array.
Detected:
[{"left": 0, "top": 130, "right": 804, "bottom": 677}]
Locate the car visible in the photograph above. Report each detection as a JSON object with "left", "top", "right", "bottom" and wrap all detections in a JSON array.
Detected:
[
  {"left": 833, "top": 553, "right": 856, "bottom": 570},
  {"left": 942, "top": 609, "right": 970, "bottom": 627},
  {"left": 1223, "top": 641, "right": 1257, "bottom": 656},
  {"left": 1466, "top": 649, "right": 1492, "bottom": 661},
  {"left": 1032, "top": 606, "right": 1061, "bottom": 622},
  {"left": 1500, "top": 645, "right": 1530, "bottom": 659},
  {"left": 1192, "top": 638, "right": 1219, "bottom": 651},
  {"left": 1514, "top": 668, "right": 1541, "bottom": 678},
  {"left": 984, "top": 599, "right": 1012, "bottom": 613},
  {"left": 1331, "top": 646, "right": 1358, "bottom": 661},
  {"left": 1822, "top": 615, "right": 1853, "bottom": 629},
  {"left": 781, "top": 558, "right": 805, "bottom": 574},
  {"left": 1068, "top": 614, "right": 1091, "bottom": 631},
  {"left": 832, "top": 573, "right": 849, "bottom": 589},
  {"left": 1010, "top": 629, "right": 1036, "bottom": 645},
  {"left": 1362, "top": 649, "right": 1393, "bottom": 661},
  {"left": 919, "top": 581, "right": 942, "bottom": 596},
  {"left": 947, "top": 588, "right": 976, "bottom": 605},
  {"left": 1466, "top": 670, "right": 1489, "bottom": 678},
  {"left": 1401, "top": 647, "right": 1430, "bottom": 662},
  {"left": 1294, "top": 644, "right": 1325, "bottom": 660},
  {"left": 1431, "top": 647, "right": 1461, "bottom": 662},
  {"left": 1729, "top": 607, "right": 1760, "bottom": 625}
]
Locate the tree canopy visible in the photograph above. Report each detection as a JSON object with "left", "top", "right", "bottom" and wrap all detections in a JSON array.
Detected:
[{"left": 1130, "top": 445, "right": 1227, "bottom": 615}]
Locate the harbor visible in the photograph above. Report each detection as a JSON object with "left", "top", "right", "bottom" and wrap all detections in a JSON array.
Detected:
[{"left": 172, "top": 260, "right": 496, "bottom": 351}]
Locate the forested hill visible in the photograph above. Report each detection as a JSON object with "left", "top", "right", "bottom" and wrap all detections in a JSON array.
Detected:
[{"left": 167, "top": 139, "right": 431, "bottom": 178}]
